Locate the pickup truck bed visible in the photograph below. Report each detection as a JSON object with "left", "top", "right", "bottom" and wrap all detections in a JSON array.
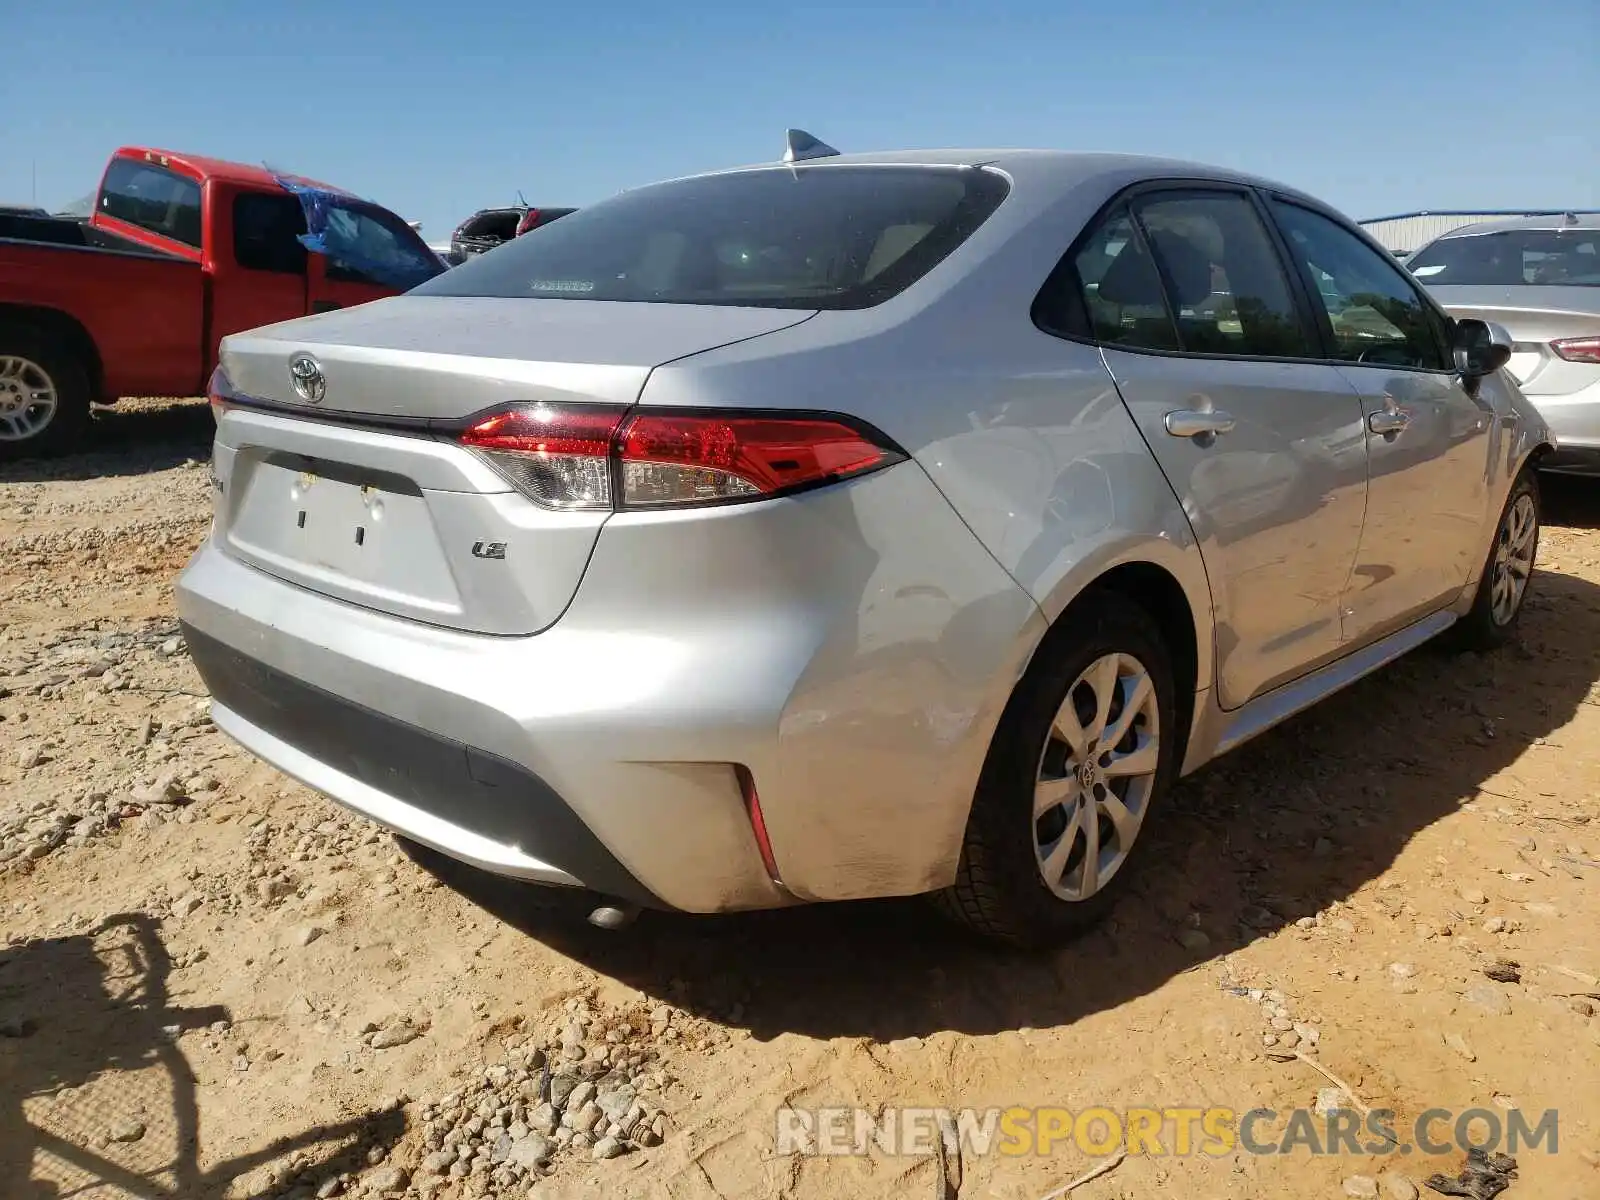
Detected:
[
  {"left": 0, "top": 214, "right": 156, "bottom": 253},
  {"left": 0, "top": 225, "right": 205, "bottom": 403}
]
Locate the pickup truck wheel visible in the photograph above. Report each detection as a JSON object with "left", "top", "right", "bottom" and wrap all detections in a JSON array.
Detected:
[{"left": 0, "top": 329, "right": 90, "bottom": 460}]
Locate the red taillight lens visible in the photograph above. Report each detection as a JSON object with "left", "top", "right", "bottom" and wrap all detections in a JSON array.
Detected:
[
  {"left": 459, "top": 405, "right": 902, "bottom": 511},
  {"left": 515, "top": 209, "right": 541, "bottom": 236},
  {"left": 617, "top": 412, "right": 898, "bottom": 507},
  {"left": 1552, "top": 335, "right": 1600, "bottom": 364}
]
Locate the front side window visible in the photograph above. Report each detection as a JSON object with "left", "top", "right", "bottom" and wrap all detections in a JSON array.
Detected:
[
  {"left": 318, "top": 203, "right": 443, "bottom": 290},
  {"left": 1407, "top": 228, "right": 1600, "bottom": 288},
  {"left": 1272, "top": 201, "right": 1449, "bottom": 370},
  {"left": 414, "top": 166, "right": 1010, "bottom": 309},
  {"left": 98, "top": 158, "right": 202, "bottom": 248},
  {"left": 1132, "top": 191, "right": 1315, "bottom": 358}
]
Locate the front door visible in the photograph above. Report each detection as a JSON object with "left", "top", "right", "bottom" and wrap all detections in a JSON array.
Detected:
[
  {"left": 1267, "top": 200, "right": 1493, "bottom": 645},
  {"left": 1081, "top": 190, "right": 1371, "bottom": 709}
]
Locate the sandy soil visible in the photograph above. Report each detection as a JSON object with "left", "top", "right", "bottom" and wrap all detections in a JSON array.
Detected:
[{"left": 2, "top": 397, "right": 1597, "bottom": 1200}]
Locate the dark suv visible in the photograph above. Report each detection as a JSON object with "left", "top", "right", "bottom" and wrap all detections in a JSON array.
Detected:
[{"left": 446, "top": 205, "right": 576, "bottom": 264}]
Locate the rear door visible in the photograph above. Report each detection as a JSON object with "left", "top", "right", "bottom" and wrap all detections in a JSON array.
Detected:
[
  {"left": 1082, "top": 188, "right": 1370, "bottom": 709},
  {"left": 1267, "top": 199, "right": 1492, "bottom": 646}
]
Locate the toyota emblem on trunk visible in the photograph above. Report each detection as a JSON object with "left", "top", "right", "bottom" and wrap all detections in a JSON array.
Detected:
[{"left": 289, "top": 353, "right": 326, "bottom": 404}]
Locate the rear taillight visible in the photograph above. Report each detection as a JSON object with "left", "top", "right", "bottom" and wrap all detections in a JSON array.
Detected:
[
  {"left": 459, "top": 404, "right": 904, "bottom": 511},
  {"left": 515, "top": 209, "right": 541, "bottom": 236},
  {"left": 459, "top": 405, "right": 622, "bottom": 509},
  {"left": 1551, "top": 335, "right": 1600, "bottom": 364},
  {"left": 207, "top": 366, "right": 231, "bottom": 424}
]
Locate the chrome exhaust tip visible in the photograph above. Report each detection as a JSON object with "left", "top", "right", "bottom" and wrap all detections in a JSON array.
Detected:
[{"left": 586, "top": 904, "right": 638, "bottom": 930}]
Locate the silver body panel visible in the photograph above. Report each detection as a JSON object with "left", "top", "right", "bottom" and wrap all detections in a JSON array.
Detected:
[
  {"left": 178, "top": 149, "right": 1555, "bottom": 911},
  {"left": 180, "top": 460, "right": 1042, "bottom": 909}
]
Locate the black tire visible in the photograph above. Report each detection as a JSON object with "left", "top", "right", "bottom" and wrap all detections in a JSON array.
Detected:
[
  {"left": 934, "top": 592, "right": 1180, "bottom": 948},
  {"left": 1449, "top": 469, "right": 1541, "bottom": 652},
  {"left": 0, "top": 325, "right": 92, "bottom": 461}
]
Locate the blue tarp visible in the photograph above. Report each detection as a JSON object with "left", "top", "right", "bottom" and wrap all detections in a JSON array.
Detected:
[{"left": 273, "top": 174, "right": 442, "bottom": 292}]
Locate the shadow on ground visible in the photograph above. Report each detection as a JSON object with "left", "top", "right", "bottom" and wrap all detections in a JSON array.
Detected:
[
  {"left": 1542, "top": 473, "right": 1600, "bottom": 530},
  {"left": 0, "top": 914, "right": 404, "bottom": 1199},
  {"left": 411, "top": 526, "right": 1600, "bottom": 1046},
  {"left": 0, "top": 400, "right": 213, "bottom": 484}
]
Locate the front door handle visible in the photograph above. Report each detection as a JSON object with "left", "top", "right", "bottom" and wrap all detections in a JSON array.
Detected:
[
  {"left": 1367, "top": 408, "right": 1410, "bottom": 437},
  {"left": 1164, "top": 409, "right": 1237, "bottom": 439}
]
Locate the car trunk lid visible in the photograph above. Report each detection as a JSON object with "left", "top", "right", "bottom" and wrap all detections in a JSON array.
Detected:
[
  {"left": 1430, "top": 284, "right": 1600, "bottom": 394},
  {"left": 220, "top": 295, "right": 815, "bottom": 419},
  {"left": 212, "top": 296, "right": 815, "bottom": 634}
]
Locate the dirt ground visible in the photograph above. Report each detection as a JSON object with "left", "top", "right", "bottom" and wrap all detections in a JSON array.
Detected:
[{"left": 2, "top": 397, "right": 1598, "bottom": 1200}]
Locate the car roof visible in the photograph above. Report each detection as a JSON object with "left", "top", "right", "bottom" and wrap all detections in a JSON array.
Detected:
[
  {"left": 686, "top": 147, "right": 1321, "bottom": 200},
  {"left": 113, "top": 146, "right": 341, "bottom": 193},
  {"left": 1436, "top": 211, "right": 1600, "bottom": 238}
]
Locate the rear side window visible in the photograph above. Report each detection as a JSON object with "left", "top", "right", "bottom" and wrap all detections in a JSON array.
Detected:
[
  {"left": 98, "top": 159, "right": 202, "bottom": 248},
  {"left": 233, "top": 192, "right": 308, "bottom": 275},
  {"left": 414, "top": 166, "right": 1010, "bottom": 309},
  {"left": 1064, "top": 208, "right": 1180, "bottom": 351},
  {"left": 1271, "top": 201, "right": 1450, "bottom": 370},
  {"left": 1132, "top": 191, "right": 1315, "bottom": 358}
]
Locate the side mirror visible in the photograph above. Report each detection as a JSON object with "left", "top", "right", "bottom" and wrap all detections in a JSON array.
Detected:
[{"left": 1454, "top": 318, "right": 1514, "bottom": 378}]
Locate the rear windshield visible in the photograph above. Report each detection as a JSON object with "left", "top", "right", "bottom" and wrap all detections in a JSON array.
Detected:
[
  {"left": 1408, "top": 228, "right": 1600, "bottom": 287},
  {"left": 413, "top": 166, "right": 1010, "bottom": 309},
  {"left": 98, "top": 158, "right": 203, "bottom": 248}
]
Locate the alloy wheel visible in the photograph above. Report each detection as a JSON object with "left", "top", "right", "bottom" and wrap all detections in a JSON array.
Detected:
[
  {"left": 1490, "top": 492, "right": 1537, "bottom": 626},
  {"left": 1033, "top": 652, "right": 1161, "bottom": 902},
  {"left": 0, "top": 355, "right": 58, "bottom": 442}
]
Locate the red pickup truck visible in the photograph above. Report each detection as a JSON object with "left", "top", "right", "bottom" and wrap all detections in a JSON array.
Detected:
[{"left": 0, "top": 146, "right": 444, "bottom": 459}]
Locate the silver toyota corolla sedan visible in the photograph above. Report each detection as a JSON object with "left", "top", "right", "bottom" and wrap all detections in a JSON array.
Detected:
[
  {"left": 177, "top": 136, "right": 1553, "bottom": 946},
  {"left": 1407, "top": 212, "right": 1600, "bottom": 475}
]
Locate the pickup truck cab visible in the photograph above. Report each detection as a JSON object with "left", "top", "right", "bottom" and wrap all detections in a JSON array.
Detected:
[{"left": 0, "top": 147, "right": 443, "bottom": 458}]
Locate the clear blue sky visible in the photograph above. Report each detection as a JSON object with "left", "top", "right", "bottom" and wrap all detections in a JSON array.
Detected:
[{"left": 3, "top": 0, "right": 1595, "bottom": 242}]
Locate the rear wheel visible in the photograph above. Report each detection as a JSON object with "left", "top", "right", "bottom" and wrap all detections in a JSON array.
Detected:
[
  {"left": 1450, "top": 470, "right": 1540, "bottom": 651},
  {"left": 0, "top": 327, "right": 91, "bottom": 460},
  {"left": 935, "top": 594, "right": 1179, "bottom": 947}
]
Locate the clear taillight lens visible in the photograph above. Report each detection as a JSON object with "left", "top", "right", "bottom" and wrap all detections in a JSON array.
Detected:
[
  {"left": 460, "top": 405, "right": 625, "bottom": 509},
  {"left": 1551, "top": 336, "right": 1600, "bottom": 365},
  {"left": 207, "top": 366, "right": 231, "bottom": 424},
  {"left": 459, "top": 405, "right": 903, "bottom": 511}
]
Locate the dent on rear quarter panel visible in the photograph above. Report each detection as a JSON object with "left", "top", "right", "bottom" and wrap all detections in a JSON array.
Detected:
[{"left": 762, "top": 463, "right": 1047, "bottom": 901}]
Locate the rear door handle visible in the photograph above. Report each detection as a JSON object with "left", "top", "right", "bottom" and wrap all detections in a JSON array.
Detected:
[
  {"left": 1367, "top": 409, "right": 1410, "bottom": 437},
  {"left": 1164, "top": 409, "right": 1237, "bottom": 439}
]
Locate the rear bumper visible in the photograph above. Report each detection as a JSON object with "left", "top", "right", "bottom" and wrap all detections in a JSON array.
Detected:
[
  {"left": 182, "top": 623, "right": 661, "bottom": 905},
  {"left": 1528, "top": 377, "right": 1600, "bottom": 456},
  {"left": 175, "top": 463, "right": 1042, "bottom": 912}
]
